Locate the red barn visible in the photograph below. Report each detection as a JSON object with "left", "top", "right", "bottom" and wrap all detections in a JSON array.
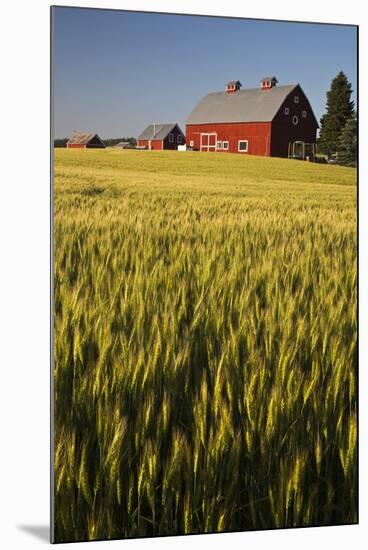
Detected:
[
  {"left": 66, "top": 132, "right": 106, "bottom": 149},
  {"left": 137, "top": 123, "right": 185, "bottom": 150},
  {"left": 186, "top": 77, "right": 318, "bottom": 157}
]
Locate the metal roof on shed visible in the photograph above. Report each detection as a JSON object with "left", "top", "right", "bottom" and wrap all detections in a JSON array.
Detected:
[
  {"left": 138, "top": 123, "right": 180, "bottom": 141},
  {"left": 67, "top": 132, "right": 104, "bottom": 145},
  {"left": 186, "top": 84, "right": 298, "bottom": 125}
]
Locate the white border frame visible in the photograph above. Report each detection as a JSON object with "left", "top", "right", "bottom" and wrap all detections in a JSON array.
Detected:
[
  {"left": 238, "top": 139, "right": 249, "bottom": 152},
  {"left": 1, "top": 2, "right": 364, "bottom": 550}
]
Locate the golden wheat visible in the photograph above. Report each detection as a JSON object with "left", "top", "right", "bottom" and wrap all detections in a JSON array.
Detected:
[{"left": 53, "top": 148, "right": 357, "bottom": 542}]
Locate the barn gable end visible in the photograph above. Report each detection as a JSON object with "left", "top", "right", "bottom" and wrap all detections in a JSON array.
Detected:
[{"left": 271, "top": 84, "right": 319, "bottom": 157}]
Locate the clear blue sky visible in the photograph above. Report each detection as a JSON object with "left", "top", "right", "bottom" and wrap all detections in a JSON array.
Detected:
[{"left": 52, "top": 7, "right": 357, "bottom": 139}]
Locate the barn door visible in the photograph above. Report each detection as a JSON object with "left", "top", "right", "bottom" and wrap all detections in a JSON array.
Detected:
[{"left": 200, "top": 133, "right": 217, "bottom": 152}]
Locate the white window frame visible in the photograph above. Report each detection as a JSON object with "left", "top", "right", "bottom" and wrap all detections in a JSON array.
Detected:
[
  {"left": 200, "top": 132, "right": 217, "bottom": 152},
  {"left": 292, "top": 115, "right": 299, "bottom": 125},
  {"left": 294, "top": 96, "right": 299, "bottom": 104},
  {"left": 302, "top": 110, "right": 307, "bottom": 118},
  {"left": 169, "top": 133, "right": 174, "bottom": 143},
  {"left": 216, "top": 140, "right": 222, "bottom": 150},
  {"left": 222, "top": 141, "right": 229, "bottom": 150},
  {"left": 177, "top": 134, "right": 182, "bottom": 143},
  {"left": 284, "top": 107, "right": 289, "bottom": 115},
  {"left": 238, "top": 140, "right": 248, "bottom": 153}
]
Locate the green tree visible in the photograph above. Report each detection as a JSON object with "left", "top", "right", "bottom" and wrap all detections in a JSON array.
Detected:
[
  {"left": 337, "top": 112, "right": 357, "bottom": 167},
  {"left": 54, "top": 138, "right": 68, "bottom": 148},
  {"left": 319, "top": 71, "right": 354, "bottom": 156}
]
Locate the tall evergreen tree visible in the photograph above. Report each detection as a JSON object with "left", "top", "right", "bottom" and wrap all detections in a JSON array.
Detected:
[
  {"left": 337, "top": 112, "right": 357, "bottom": 167},
  {"left": 319, "top": 71, "right": 354, "bottom": 156}
]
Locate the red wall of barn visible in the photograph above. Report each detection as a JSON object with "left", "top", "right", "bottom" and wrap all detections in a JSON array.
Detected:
[
  {"left": 67, "top": 144, "right": 86, "bottom": 149},
  {"left": 137, "top": 139, "right": 163, "bottom": 150},
  {"left": 186, "top": 122, "right": 272, "bottom": 156}
]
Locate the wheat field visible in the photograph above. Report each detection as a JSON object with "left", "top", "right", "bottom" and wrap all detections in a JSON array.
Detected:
[{"left": 53, "top": 149, "right": 357, "bottom": 542}]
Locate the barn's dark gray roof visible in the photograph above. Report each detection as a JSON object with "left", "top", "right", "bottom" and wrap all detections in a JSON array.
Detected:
[
  {"left": 67, "top": 132, "right": 105, "bottom": 145},
  {"left": 186, "top": 84, "right": 298, "bottom": 125},
  {"left": 138, "top": 123, "right": 182, "bottom": 141}
]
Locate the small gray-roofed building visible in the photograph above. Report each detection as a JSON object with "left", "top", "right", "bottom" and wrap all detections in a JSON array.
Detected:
[
  {"left": 137, "top": 123, "right": 185, "bottom": 150},
  {"left": 114, "top": 141, "right": 130, "bottom": 149},
  {"left": 66, "top": 132, "right": 106, "bottom": 148}
]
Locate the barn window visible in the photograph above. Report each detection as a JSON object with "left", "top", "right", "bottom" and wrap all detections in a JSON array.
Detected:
[
  {"left": 294, "top": 96, "right": 299, "bottom": 103},
  {"left": 292, "top": 115, "right": 299, "bottom": 125},
  {"left": 169, "top": 133, "right": 174, "bottom": 143},
  {"left": 223, "top": 141, "right": 229, "bottom": 150},
  {"left": 302, "top": 110, "right": 307, "bottom": 118},
  {"left": 284, "top": 107, "right": 289, "bottom": 115},
  {"left": 238, "top": 140, "right": 248, "bottom": 152},
  {"left": 217, "top": 141, "right": 222, "bottom": 150},
  {"left": 177, "top": 134, "right": 182, "bottom": 143}
]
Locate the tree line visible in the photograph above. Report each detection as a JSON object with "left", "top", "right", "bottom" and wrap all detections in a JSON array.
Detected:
[{"left": 318, "top": 71, "right": 357, "bottom": 167}]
